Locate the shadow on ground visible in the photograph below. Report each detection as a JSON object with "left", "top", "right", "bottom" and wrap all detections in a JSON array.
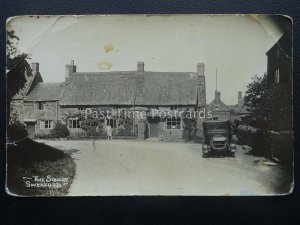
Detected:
[{"left": 7, "top": 138, "right": 76, "bottom": 196}]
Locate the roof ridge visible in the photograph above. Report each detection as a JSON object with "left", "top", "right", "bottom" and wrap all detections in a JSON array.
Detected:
[{"left": 73, "top": 71, "right": 198, "bottom": 75}]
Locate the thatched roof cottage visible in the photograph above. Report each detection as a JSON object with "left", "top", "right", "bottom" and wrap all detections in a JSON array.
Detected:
[{"left": 12, "top": 61, "right": 207, "bottom": 140}]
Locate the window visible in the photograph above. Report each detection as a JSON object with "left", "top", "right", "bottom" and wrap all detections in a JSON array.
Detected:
[
  {"left": 68, "top": 118, "right": 81, "bottom": 128},
  {"left": 107, "top": 118, "right": 117, "bottom": 128},
  {"left": 78, "top": 106, "right": 86, "bottom": 112},
  {"left": 166, "top": 117, "right": 181, "bottom": 129},
  {"left": 40, "top": 120, "right": 53, "bottom": 129},
  {"left": 215, "top": 104, "right": 220, "bottom": 111},
  {"left": 275, "top": 69, "right": 280, "bottom": 84},
  {"left": 276, "top": 48, "right": 280, "bottom": 59},
  {"left": 170, "top": 106, "right": 178, "bottom": 110},
  {"left": 35, "top": 102, "right": 45, "bottom": 110}
]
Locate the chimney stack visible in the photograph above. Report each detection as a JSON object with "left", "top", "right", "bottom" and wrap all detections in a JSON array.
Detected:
[
  {"left": 137, "top": 61, "right": 144, "bottom": 72},
  {"left": 31, "top": 62, "right": 39, "bottom": 74},
  {"left": 65, "top": 60, "right": 77, "bottom": 79},
  {"left": 238, "top": 91, "right": 243, "bottom": 108},
  {"left": 197, "top": 63, "right": 205, "bottom": 76}
]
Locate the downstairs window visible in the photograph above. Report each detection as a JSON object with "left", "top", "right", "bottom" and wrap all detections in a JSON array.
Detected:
[{"left": 166, "top": 117, "right": 181, "bottom": 129}]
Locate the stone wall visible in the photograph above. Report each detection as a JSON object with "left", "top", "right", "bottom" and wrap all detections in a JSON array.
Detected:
[
  {"left": 23, "top": 101, "right": 59, "bottom": 137},
  {"left": 162, "top": 129, "right": 183, "bottom": 141},
  {"left": 23, "top": 101, "right": 59, "bottom": 121}
]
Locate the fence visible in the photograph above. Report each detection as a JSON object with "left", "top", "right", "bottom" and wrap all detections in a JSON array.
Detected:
[
  {"left": 269, "top": 131, "right": 293, "bottom": 164},
  {"left": 237, "top": 125, "right": 293, "bottom": 165}
]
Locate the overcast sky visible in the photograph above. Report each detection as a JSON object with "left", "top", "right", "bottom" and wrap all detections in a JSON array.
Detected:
[{"left": 7, "top": 15, "right": 284, "bottom": 105}]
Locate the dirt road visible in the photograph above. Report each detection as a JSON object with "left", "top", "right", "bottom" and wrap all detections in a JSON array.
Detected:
[{"left": 40, "top": 139, "right": 292, "bottom": 196}]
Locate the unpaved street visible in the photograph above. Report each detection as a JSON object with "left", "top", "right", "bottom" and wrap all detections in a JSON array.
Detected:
[{"left": 40, "top": 139, "right": 291, "bottom": 196}]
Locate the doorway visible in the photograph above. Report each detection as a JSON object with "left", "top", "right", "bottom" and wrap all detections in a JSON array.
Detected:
[
  {"left": 26, "top": 123, "right": 36, "bottom": 138},
  {"left": 148, "top": 117, "right": 160, "bottom": 138}
]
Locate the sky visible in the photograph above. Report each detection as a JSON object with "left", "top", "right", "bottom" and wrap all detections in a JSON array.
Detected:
[{"left": 7, "top": 15, "right": 284, "bottom": 105}]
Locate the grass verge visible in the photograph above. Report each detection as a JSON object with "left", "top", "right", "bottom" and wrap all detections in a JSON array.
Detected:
[{"left": 7, "top": 138, "right": 76, "bottom": 196}]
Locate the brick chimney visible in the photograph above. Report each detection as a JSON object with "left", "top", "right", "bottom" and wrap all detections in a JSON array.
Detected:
[
  {"left": 238, "top": 91, "right": 243, "bottom": 108},
  {"left": 197, "top": 63, "right": 205, "bottom": 76},
  {"left": 137, "top": 61, "right": 144, "bottom": 72},
  {"left": 31, "top": 62, "right": 39, "bottom": 75},
  {"left": 196, "top": 63, "right": 206, "bottom": 108},
  {"left": 65, "top": 60, "right": 77, "bottom": 79}
]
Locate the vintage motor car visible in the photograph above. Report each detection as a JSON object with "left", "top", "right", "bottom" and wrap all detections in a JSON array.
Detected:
[{"left": 202, "top": 120, "right": 236, "bottom": 157}]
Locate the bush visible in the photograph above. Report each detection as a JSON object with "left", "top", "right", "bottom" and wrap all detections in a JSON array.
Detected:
[
  {"left": 182, "top": 117, "right": 197, "bottom": 142},
  {"left": 50, "top": 121, "right": 70, "bottom": 138},
  {"left": 7, "top": 120, "right": 28, "bottom": 141}
]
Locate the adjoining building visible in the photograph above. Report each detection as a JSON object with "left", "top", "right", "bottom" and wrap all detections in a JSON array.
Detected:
[
  {"left": 266, "top": 33, "right": 292, "bottom": 85},
  {"left": 206, "top": 88, "right": 249, "bottom": 122},
  {"left": 206, "top": 89, "right": 231, "bottom": 121},
  {"left": 229, "top": 91, "right": 249, "bottom": 122},
  {"left": 11, "top": 61, "right": 207, "bottom": 141}
]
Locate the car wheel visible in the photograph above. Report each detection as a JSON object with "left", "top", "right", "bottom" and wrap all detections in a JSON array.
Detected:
[{"left": 202, "top": 153, "right": 209, "bottom": 158}]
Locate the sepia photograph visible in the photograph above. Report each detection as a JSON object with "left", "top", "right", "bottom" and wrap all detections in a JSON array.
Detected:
[{"left": 6, "top": 15, "right": 293, "bottom": 196}]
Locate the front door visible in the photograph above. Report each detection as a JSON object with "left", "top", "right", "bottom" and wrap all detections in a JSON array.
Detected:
[
  {"left": 26, "top": 123, "right": 36, "bottom": 138},
  {"left": 148, "top": 117, "right": 160, "bottom": 138},
  {"left": 149, "top": 123, "right": 159, "bottom": 137}
]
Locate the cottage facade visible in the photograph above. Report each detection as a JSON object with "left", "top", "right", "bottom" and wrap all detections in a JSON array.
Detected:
[{"left": 11, "top": 61, "right": 207, "bottom": 141}]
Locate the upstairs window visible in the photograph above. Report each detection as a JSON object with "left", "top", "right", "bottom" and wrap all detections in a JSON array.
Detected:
[
  {"left": 68, "top": 118, "right": 81, "bottom": 129},
  {"left": 170, "top": 106, "right": 178, "bottom": 110},
  {"left": 166, "top": 117, "right": 181, "bottom": 129},
  {"left": 276, "top": 48, "right": 280, "bottom": 59},
  {"left": 275, "top": 69, "right": 280, "bottom": 84},
  {"left": 35, "top": 102, "right": 45, "bottom": 110},
  {"left": 40, "top": 120, "right": 53, "bottom": 129},
  {"left": 107, "top": 118, "right": 117, "bottom": 128},
  {"left": 215, "top": 104, "right": 220, "bottom": 111},
  {"left": 78, "top": 106, "right": 86, "bottom": 112}
]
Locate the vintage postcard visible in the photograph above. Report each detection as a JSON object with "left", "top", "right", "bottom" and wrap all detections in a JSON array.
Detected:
[{"left": 6, "top": 15, "right": 293, "bottom": 196}]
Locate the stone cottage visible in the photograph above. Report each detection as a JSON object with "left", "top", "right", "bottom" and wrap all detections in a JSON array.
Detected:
[{"left": 11, "top": 61, "right": 207, "bottom": 141}]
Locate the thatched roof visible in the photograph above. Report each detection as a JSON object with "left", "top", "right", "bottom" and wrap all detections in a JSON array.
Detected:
[
  {"left": 24, "top": 83, "right": 63, "bottom": 101},
  {"left": 58, "top": 71, "right": 202, "bottom": 106}
]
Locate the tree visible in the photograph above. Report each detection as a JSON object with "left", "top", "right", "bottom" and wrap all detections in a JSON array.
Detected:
[
  {"left": 243, "top": 74, "right": 292, "bottom": 131},
  {"left": 243, "top": 75, "right": 269, "bottom": 129},
  {"left": 6, "top": 30, "right": 32, "bottom": 125}
]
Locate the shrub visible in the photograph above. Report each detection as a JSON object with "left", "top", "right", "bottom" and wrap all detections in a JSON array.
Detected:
[
  {"left": 182, "top": 117, "right": 197, "bottom": 142},
  {"left": 50, "top": 121, "right": 70, "bottom": 138},
  {"left": 7, "top": 120, "right": 28, "bottom": 141}
]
